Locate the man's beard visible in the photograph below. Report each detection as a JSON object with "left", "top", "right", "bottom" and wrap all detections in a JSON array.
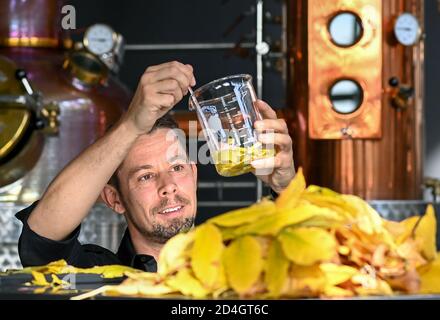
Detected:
[
  {"left": 150, "top": 216, "right": 194, "bottom": 243},
  {"left": 126, "top": 194, "right": 195, "bottom": 244}
]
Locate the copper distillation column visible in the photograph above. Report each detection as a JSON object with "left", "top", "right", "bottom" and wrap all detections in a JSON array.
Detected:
[{"left": 285, "top": 0, "right": 424, "bottom": 200}]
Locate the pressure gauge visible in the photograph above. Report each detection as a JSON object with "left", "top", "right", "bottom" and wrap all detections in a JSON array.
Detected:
[
  {"left": 393, "top": 13, "right": 421, "bottom": 46},
  {"left": 83, "top": 24, "right": 117, "bottom": 55}
]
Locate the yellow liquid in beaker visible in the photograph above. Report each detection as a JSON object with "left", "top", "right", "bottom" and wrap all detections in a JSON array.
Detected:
[{"left": 213, "top": 144, "right": 275, "bottom": 177}]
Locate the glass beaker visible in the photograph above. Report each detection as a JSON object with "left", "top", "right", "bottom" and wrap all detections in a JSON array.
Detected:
[{"left": 189, "top": 74, "right": 275, "bottom": 177}]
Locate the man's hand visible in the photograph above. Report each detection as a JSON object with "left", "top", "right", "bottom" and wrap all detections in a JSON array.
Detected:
[
  {"left": 251, "top": 99, "right": 296, "bottom": 194},
  {"left": 123, "top": 61, "right": 196, "bottom": 134}
]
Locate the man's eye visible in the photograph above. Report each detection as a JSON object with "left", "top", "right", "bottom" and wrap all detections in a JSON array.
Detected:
[
  {"left": 172, "top": 164, "right": 185, "bottom": 172},
  {"left": 139, "top": 173, "right": 154, "bottom": 181}
]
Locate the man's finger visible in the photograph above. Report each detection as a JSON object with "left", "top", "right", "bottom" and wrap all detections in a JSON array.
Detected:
[
  {"left": 254, "top": 99, "right": 277, "bottom": 120},
  {"left": 155, "top": 81, "right": 184, "bottom": 105},
  {"left": 251, "top": 157, "right": 281, "bottom": 176},
  {"left": 149, "top": 67, "right": 191, "bottom": 95},
  {"left": 155, "top": 93, "right": 176, "bottom": 109},
  {"left": 254, "top": 119, "right": 288, "bottom": 134},
  {"left": 258, "top": 133, "right": 292, "bottom": 152},
  {"left": 146, "top": 61, "right": 196, "bottom": 87}
]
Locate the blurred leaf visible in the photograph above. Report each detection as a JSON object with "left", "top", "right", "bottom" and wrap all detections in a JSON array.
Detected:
[
  {"left": 278, "top": 227, "right": 337, "bottom": 265},
  {"left": 264, "top": 240, "right": 289, "bottom": 297},
  {"left": 158, "top": 232, "right": 194, "bottom": 276},
  {"left": 287, "top": 264, "right": 326, "bottom": 297},
  {"left": 223, "top": 236, "right": 263, "bottom": 294},
  {"left": 319, "top": 263, "right": 358, "bottom": 286},
  {"left": 166, "top": 268, "right": 208, "bottom": 298},
  {"left": 191, "top": 224, "right": 224, "bottom": 289},
  {"left": 208, "top": 199, "right": 276, "bottom": 227},
  {"left": 276, "top": 167, "right": 305, "bottom": 209},
  {"left": 234, "top": 204, "right": 341, "bottom": 237},
  {"left": 418, "top": 255, "right": 440, "bottom": 294},
  {"left": 414, "top": 205, "right": 437, "bottom": 261}
]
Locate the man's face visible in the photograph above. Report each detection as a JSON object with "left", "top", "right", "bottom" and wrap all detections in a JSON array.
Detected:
[{"left": 113, "top": 128, "right": 197, "bottom": 243}]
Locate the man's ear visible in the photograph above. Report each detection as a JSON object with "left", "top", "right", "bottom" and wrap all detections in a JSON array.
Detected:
[{"left": 101, "top": 184, "right": 126, "bottom": 215}]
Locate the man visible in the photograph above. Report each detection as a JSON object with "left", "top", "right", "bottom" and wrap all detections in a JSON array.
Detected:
[{"left": 16, "top": 61, "right": 295, "bottom": 272}]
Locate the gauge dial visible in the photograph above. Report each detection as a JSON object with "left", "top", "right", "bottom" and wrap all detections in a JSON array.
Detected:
[
  {"left": 394, "top": 13, "right": 421, "bottom": 46},
  {"left": 84, "top": 24, "right": 116, "bottom": 55}
]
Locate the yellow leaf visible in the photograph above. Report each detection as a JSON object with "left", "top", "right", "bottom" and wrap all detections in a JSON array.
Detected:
[
  {"left": 208, "top": 199, "right": 276, "bottom": 227},
  {"left": 264, "top": 240, "right": 289, "bottom": 297},
  {"left": 323, "top": 285, "right": 354, "bottom": 297},
  {"left": 302, "top": 188, "right": 356, "bottom": 220},
  {"left": 223, "top": 236, "right": 263, "bottom": 294},
  {"left": 31, "top": 271, "right": 49, "bottom": 286},
  {"left": 137, "top": 283, "right": 175, "bottom": 296},
  {"left": 191, "top": 223, "right": 224, "bottom": 289},
  {"left": 352, "top": 275, "right": 393, "bottom": 296},
  {"left": 319, "top": 263, "right": 358, "bottom": 286},
  {"left": 276, "top": 167, "right": 305, "bottom": 209},
  {"left": 234, "top": 204, "right": 342, "bottom": 237},
  {"left": 166, "top": 268, "right": 208, "bottom": 298},
  {"left": 158, "top": 231, "right": 194, "bottom": 275},
  {"left": 287, "top": 264, "right": 326, "bottom": 297},
  {"left": 340, "top": 194, "right": 384, "bottom": 235},
  {"left": 80, "top": 264, "right": 142, "bottom": 279},
  {"left": 278, "top": 227, "right": 337, "bottom": 266},
  {"left": 418, "top": 255, "right": 440, "bottom": 294},
  {"left": 414, "top": 204, "right": 437, "bottom": 261}
]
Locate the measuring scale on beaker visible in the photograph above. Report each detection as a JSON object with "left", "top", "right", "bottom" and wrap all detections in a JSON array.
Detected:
[{"left": 189, "top": 74, "right": 275, "bottom": 177}]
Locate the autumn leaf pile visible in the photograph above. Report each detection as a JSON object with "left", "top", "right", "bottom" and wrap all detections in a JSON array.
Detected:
[{"left": 74, "top": 168, "right": 440, "bottom": 299}]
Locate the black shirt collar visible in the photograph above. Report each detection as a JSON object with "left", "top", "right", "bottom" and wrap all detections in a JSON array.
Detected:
[{"left": 116, "top": 229, "right": 157, "bottom": 272}]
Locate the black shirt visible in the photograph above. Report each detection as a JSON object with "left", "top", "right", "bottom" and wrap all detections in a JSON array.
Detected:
[
  {"left": 15, "top": 190, "right": 279, "bottom": 272},
  {"left": 15, "top": 201, "right": 157, "bottom": 272}
]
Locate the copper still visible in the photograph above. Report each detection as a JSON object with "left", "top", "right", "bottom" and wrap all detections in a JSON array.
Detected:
[
  {"left": 285, "top": 0, "right": 425, "bottom": 200},
  {"left": 0, "top": 0, "right": 132, "bottom": 203},
  {"left": 0, "top": 0, "right": 131, "bottom": 270}
]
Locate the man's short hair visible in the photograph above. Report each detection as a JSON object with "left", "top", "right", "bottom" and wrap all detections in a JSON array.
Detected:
[{"left": 107, "top": 113, "right": 179, "bottom": 191}]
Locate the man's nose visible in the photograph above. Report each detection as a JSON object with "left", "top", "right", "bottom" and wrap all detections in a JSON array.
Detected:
[{"left": 158, "top": 175, "right": 177, "bottom": 197}]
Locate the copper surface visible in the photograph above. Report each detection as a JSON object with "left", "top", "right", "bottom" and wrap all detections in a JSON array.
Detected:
[
  {"left": 285, "top": 0, "right": 424, "bottom": 200},
  {"left": 0, "top": 56, "right": 32, "bottom": 160},
  {"left": 0, "top": 0, "right": 64, "bottom": 48},
  {"left": 0, "top": 47, "right": 131, "bottom": 203},
  {"left": 308, "top": 0, "right": 382, "bottom": 139}
]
